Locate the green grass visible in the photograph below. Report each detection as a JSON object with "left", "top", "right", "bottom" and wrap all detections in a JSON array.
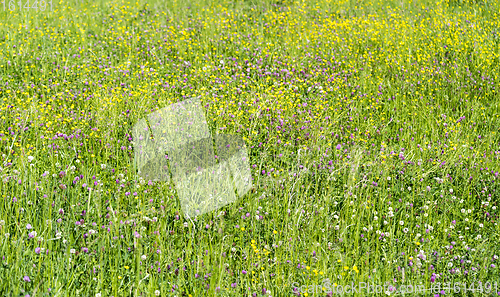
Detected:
[{"left": 0, "top": 0, "right": 500, "bottom": 296}]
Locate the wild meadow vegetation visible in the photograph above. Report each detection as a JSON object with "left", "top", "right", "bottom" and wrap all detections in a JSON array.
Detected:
[{"left": 0, "top": 0, "right": 500, "bottom": 295}]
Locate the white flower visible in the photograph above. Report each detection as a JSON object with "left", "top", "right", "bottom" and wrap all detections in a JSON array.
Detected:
[
  {"left": 0, "top": 220, "right": 4, "bottom": 226},
  {"left": 387, "top": 176, "right": 391, "bottom": 180},
  {"left": 96, "top": 293, "right": 101, "bottom": 297},
  {"left": 479, "top": 223, "right": 483, "bottom": 228},
  {"left": 70, "top": 249, "right": 76, "bottom": 254},
  {"left": 449, "top": 188, "right": 453, "bottom": 193},
  {"left": 448, "top": 262, "right": 453, "bottom": 267},
  {"left": 399, "top": 221, "right": 404, "bottom": 225},
  {"left": 155, "top": 290, "right": 160, "bottom": 296},
  {"left": 383, "top": 220, "right": 388, "bottom": 225},
  {"left": 334, "top": 225, "right": 340, "bottom": 230},
  {"left": 101, "top": 164, "right": 107, "bottom": 169},
  {"left": 374, "top": 216, "right": 378, "bottom": 221},
  {"left": 461, "top": 209, "right": 465, "bottom": 213},
  {"left": 141, "top": 255, "right": 147, "bottom": 260},
  {"left": 467, "top": 209, "right": 472, "bottom": 214},
  {"left": 183, "top": 222, "right": 189, "bottom": 228},
  {"left": 4, "top": 233, "right": 9, "bottom": 238},
  {"left": 493, "top": 255, "right": 498, "bottom": 260},
  {"left": 27, "top": 156, "right": 34, "bottom": 162},
  {"left": 403, "top": 228, "right": 409, "bottom": 233}
]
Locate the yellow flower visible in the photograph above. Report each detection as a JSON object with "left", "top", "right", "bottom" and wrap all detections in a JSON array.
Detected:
[
  {"left": 344, "top": 266, "right": 349, "bottom": 270},
  {"left": 273, "top": 230, "right": 278, "bottom": 234},
  {"left": 124, "top": 266, "right": 130, "bottom": 269},
  {"left": 241, "top": 227, "right": 245, "bottom": 231}
]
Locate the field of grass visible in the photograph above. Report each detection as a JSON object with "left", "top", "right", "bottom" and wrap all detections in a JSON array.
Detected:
[{"left": 1, "top": 0, "right": 500, "bottom": 296}]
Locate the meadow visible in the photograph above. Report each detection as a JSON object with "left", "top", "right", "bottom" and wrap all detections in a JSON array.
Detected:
[{"left": 0, "top": 0, "right": 500, "bottom": 295}]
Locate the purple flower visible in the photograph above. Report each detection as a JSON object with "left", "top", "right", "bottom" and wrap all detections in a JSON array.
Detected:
[
  {"left": 26, "top": 224, "right": 32, "bottom": 230},
  {"left": 23, "top": 275, "right": 31, "bottom": 282},
  {"left": 35, "top": 247, "right": 41, "bottom": 254},
  {"left": 242, "top": 270, "right": 247, "bottom": 274}
]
